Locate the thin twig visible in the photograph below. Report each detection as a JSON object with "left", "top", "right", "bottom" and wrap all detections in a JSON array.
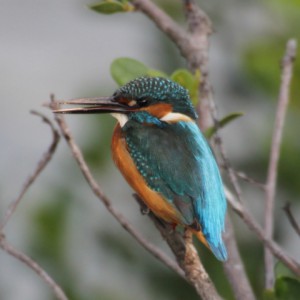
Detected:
[
  {"left": 217, "top": 135, "right": 244, "bottom": 202},
  {"left": 220, "top": 163, "right": 265, "bottom": 190},
  {"left": 225, "top": 187, "right": 300, "bottom": 276},
  {"left": 49, "top": 97, "right": 185, "bottom": 280},
  {"left": 264, "top": 39, "right": 297, "bottom": 289},
  {"left": 223, "top": 217, "right": 256, "bottom": 300},
  {"left": 132, "top": 0, "right": 188, "bottom": 60},
  {"left": 0, "top": 235, "right": 68, "bottom": 300},
  {"left": 0, "top": 111, "right": 60, "bottom": 231},
  {"left": 283, "top": 202, "right": 300, "bottom": 237},
  {"left": 232, "top": 169, "right": 265, "bottom": 190}
]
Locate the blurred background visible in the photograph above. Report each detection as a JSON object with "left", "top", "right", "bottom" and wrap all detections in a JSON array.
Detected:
[{"left": 1, "top": 0, "right": 299, "bottom": 299}]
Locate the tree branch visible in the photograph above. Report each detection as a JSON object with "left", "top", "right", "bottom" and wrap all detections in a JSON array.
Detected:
[
  {"left": 264, "top": 38, "right": 297, "bottom": 289},
  {"left": 132, "top": 0, "right": 188, "bottom": 59},
  {"left": 223, "top": 217, "right": 256, "bottom": 300},
  {"left": 182, "top": 0, "right": 213, "bottom": 129},
  {"left": 0, "top": 234, "right": 68, "bottom": 300},
  {"left": 49, "top": 98, "right": 185, "bottom": 280},
  {"left": 0, "top": 111, "right": 60, "bottom": 231},
  {"left": 283, "top": 202, "right": 300, "bottom": 237},
  {"left": 0, "top": 112, "right": 67, "bottom": 300},
  {"left": 225, "top": 188, "right": 300, "bottom": 276},
  {"left": 212, "top": 129, "right": 256, "bottom": 300},
  {"left": 133, "top": 194, "right": 222, "bottom": 300}
]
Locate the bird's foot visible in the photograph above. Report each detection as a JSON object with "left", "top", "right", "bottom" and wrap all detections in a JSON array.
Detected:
[{"left": 132, "top": 193, "right": 150, "bottom": 215}]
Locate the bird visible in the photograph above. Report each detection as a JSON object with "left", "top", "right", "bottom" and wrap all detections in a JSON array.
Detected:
[{"left": 54, "top": 76, "right": 227, "bottom": 261}]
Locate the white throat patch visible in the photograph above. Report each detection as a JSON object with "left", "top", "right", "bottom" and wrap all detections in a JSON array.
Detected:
[
  {"left": 160, "top": 112, "right": 193, "bottom": 123},
  {"left": 111, "top": 112, "right": 192, "bottom": 127},
  {"left": 111, "top": 113, "right": 128, "bottom": 127}
]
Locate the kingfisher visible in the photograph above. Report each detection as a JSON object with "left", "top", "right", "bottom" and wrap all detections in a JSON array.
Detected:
[{"left": 54, "top": 77, "right": 227, "bottom": 261}]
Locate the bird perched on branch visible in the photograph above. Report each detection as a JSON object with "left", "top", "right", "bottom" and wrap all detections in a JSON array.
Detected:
[{"left": 54, "top": 76, "right": 227, "bottom": 261}]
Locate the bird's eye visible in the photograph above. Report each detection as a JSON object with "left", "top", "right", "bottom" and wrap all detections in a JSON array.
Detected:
[{"left": 138, "top": 97, "right": 149, "bottom": 106}]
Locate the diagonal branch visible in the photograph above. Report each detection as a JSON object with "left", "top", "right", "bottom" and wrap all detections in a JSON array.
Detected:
[
  {"left": 0, "top": 112, "right": 66, "bottom": 300},
  {"left": 225, "top": 188, "right": 300, "bottom": 277},
  {"left": 0, "top": 235, "right": 68, "bottom": 300},
  {"left": 223, "top": 217, "right": 256, "bottom": 300},
  {"left": 49, "top": 98, "right": 185, "bottom": 280},
  {"left": 283, "top": 202, "right": 300, "bottom": 237},
  {"left": 264, "top": 39, "right": 297, "bottom": 289},
  {"left": 132, "top": 0, "right": 187, "bottom": 57},
  {"left": 133, "top": 194, "right": 222, "bottom": 300},
  {"left": 0, "top": 111, "right": 60, "bottom": 231}
]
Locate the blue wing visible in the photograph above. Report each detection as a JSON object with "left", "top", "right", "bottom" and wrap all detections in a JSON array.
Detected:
[{"left": 123, "top": 116, "right": 227, "bottom": 261}]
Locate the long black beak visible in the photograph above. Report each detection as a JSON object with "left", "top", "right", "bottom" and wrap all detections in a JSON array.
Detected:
[{"left": 53, "top": 97, "right": 134, "bottom": 114}]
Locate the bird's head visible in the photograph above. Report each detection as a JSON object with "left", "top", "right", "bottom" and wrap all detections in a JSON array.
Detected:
[{"left": 54, "top": 77, "right": 197, "bottom": 125}]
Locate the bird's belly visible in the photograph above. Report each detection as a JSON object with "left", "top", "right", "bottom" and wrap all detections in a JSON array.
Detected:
[{"left": 111, "top": 125, "right": 181, "bottom": 224}]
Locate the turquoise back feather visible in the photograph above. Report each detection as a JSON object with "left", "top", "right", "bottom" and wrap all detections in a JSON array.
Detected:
[{"left": 123, "top": 112, "right": 227, "bottom": 261}]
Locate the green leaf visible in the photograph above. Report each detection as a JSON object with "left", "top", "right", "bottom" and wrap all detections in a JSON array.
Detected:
[
  {"left": 263, "top": 289, "right": 277, "bottom": 300},
  {"left": 171, "top": 69, "right": 200, "bottom": 105},
  {"left": 90, "top": 1, "right": 134, "bottom": 14},
  {"left": 275, "top": 277, "right": 300, "bottom": 300},
  {"left": 146, "top": 68, "right": 168, "bottom": 78},
  {"left": 110, "top": 57, "right": 148, "bottom": 86},
  {"left": 275, "top": 261, "right": 296, "bottom": 280},
  {"left": 205, "top": 112, "right": 244, "bottom": 138}
]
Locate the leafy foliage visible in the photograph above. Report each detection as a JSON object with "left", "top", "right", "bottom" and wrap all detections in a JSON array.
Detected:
[
  {"left": 110, "top": 58, "right": 149, "bottom": 86},
  {"left": 110, "top": 57, "right": 242, "bottom": 132},
  {"left": 264, "top": 277, "right": 300, "bottom": 300},
  {"left": 170, "top": 69, "right": 200, "bottom": 105},
  {"left": 90, "top": 0, "right": 134, "bottom": 14},
  {"left": 205, "top": 112, "right": 244, "bottom": 138},
  {"left": 110, "top": 57, "right": 199, "bottom": 102}
]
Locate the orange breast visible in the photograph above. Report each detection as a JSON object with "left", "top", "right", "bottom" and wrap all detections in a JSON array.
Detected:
[{"left": 111, "top": 124, "right": 181, "bottom": 224}]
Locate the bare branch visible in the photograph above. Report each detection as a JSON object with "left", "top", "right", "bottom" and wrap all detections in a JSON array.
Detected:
[
  {"left": 209, "top": 101, "right": 256, "bottom": 299},
  {"left": 225, "top": 188, "right": 300, "bottom": 276},
  {"left": 231, "top": 168, "right": 265, "bottom": 190},
  {"left": 182, "top": 0, "right": 213, "bottom": 129},
  {"left": 182, "top": 0, "right": 212, "bottom": 69},
  {"left": 132, "top": 0, "right": 187, "bottom": 59},
  {"left": 49, "top": 98, "right": 185, "bottom": 280},
  {"left": 0, "top": 111, "right": 60, "bottom": 231},
  {"left": 283, "top": 202, "right": 300, "bottom": 237},
  {"left": 133, "top": 194, "right": 222, "bottom": 300},
  {"left": 182, "top": 231, "right": 222, "bottom": 300},
  {"left": 216, "top": 135, "right": 244, "bottom": 202},
  {"left": 223, "top": 217, "right": 256, "bottom": 300},
  {"left": 0, "top": 234, "right": 68, "bottom": 300},
  {"left": 264, "top": 38, "right": 297, "bottom": 288}
]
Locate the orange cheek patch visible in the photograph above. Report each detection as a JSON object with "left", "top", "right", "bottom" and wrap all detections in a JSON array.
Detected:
[{"left": 141, "top": 103, "right": 172, "bottom": 119}]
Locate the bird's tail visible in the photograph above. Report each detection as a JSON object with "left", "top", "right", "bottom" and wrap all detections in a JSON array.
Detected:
[
  {"left": 193, "top": 230, "right": 227, "bottom": 261},
  {"left": 193, "top": 230, "right": 210, "bottom": 248}
]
